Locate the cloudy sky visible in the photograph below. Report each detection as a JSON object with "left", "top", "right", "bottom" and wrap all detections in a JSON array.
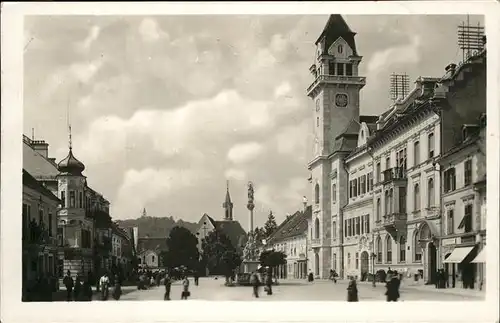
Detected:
[{"left": 24, "top": 14, "right": 483, "bottom": 229}]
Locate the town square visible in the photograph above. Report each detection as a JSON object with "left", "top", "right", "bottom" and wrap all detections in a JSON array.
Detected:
[{"left": 13, "top": 11, "right": 491, "bottom": 305}]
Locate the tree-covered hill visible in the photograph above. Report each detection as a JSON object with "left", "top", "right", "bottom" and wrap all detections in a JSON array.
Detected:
[{"left": 116, "top": 215, "right": 198, "bottom": 238}]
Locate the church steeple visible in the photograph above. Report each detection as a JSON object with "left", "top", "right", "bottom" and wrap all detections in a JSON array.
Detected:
[{"left": 222, "top": 181, "right": 233, "bottom": 221}]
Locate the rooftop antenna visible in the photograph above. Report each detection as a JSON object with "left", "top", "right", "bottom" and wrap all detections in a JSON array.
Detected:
[
  {"left": 458, "top": 14, "right": 485, "bottom": 62},
  {"left": 389, "top": 73, "right": 410, "bottom": 102}
]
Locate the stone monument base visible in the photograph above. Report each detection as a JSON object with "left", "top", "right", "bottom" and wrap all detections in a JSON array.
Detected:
[{"left": 242, "top": 260, "right": 260, "bottom": 273}]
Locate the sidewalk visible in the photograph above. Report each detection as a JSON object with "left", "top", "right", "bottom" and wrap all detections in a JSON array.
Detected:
[{"left": 53, "top": 285, "right": 137, "bottom": 301}]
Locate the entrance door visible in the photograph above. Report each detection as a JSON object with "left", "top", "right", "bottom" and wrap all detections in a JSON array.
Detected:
[
  {"left": 314, "top": 253, "right": 319, "bottom": 276},
  {"left": 428, "top": 242, "right": 437, "bottom": 284},
  {"left": 360, "top": 251, "right": 369, "bottom": 280}
]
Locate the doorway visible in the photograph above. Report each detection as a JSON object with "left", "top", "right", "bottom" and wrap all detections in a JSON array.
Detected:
[
  {"left": 428, "top": 242, "right": 437, "bottom": 284},
  {"left": 360, "top": 251, "right": 369, "bottom": 281},
  {"left": 314, "top": 252, "right": 320, "bottom": 276}
]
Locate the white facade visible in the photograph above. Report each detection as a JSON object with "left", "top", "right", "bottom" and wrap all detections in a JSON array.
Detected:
[{"left": 139, "top": 250, "right": 159, "bottom": 268}]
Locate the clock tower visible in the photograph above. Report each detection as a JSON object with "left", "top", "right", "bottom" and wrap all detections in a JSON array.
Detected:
[{"left": 307, "top": 15, "right": 366, "bottom": 279}]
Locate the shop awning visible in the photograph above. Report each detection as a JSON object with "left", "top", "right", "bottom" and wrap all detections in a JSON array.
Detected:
[
  {"left": 443, "top": 246, "right": 475, "bottom": 263},
  {"left": 471, "top": 247, "right": 486, "bottom": 263}
]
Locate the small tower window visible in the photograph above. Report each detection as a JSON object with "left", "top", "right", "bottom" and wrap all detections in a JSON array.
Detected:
[
  {"left": 346, "top": 64, "right": 353, "bottom": 76},
  {"left": 317, "top": 117, "right": 320, "bottom": 127},
  {"left": 337, "top": 63, "right": 344, "bottom": 76},
  {"left": 69, "top": 191, "right": 75, "bottom": 208},
  {"left": 338, "top": 44, "right": 343, "bottom": 53},
  {"left": 60, "top": 191, "right": 66, "bottom": 208}
]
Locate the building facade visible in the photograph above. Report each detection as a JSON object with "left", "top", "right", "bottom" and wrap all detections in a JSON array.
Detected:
[{"left": 22, "top": 169, "right": 60, "bottom": 296}]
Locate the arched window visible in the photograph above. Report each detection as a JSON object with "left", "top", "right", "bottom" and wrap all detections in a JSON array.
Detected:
[
  {"left": 347, "top": 252, "right": 351, "bottom": 267},
  {"left": 414, "top": 183, "right": 420, "bottom": 211},
  {"left": 399, "top": 235, "right": 406, "bottom": 262},
  {"left": 332, "top": 184, "right": 337, "bottom": 203},
  {"left": 386, "top": 235, "right": 392, "bottom": 264},
  {"left": 427, "top": 178, "right": 435, "bottom": 207},
  {"left": 315, "top": 184, "right": 320, "bottom": 204},
  {"left": 375, "top": 237, "right": 382, "bottom": 263},
  {"left": 314, "top": 218, "right": 320, "bottom": 239},
  {"left": 338, "top": 44, "right": 343, "bottom": 53},
  {"left": 376, "top": 198, "right": 381, "bottom": 221},
  {"left": 414, "top": 230, "right": 422, "bottom": 262},
  {"left": 355, "top": 252, "right": 359, "bottom": 269}
]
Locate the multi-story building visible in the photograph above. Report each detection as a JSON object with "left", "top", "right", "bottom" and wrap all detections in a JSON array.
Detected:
[
  {"left": 434, "top": 47, "right": 486, "bottom": 290},
  {"left": 265, "top": 207, "right": 311, "bottom": 279},
  {"left": 22, "top": 169, "right": 60, "bottom": 297}
]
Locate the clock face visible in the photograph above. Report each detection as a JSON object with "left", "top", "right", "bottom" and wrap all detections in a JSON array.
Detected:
[
  {"left": 335, "top": 93, "right": 348, "bottom": 108},
  {"left": 315, "top": 100, "right": 320, "bottom": 111}
]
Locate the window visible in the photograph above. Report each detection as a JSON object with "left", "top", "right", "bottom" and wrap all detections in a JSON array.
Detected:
[
  {"left": 332, "top": 184, "right": 337, "bottom": 203},
  {"left": 328, "top": 62, "right": 335, "bottom": 75},
  {"left": 48, "top": 213, "right": 52, "bottom": 237},
  {"left": 355, "top": 252, "right": 359, "bottom": 269},
  {"left": 428, "top": 133, "right": 435, "bottom": 158},
  {"left": 315, "top": 218, "right": 320, "bottom": 238},
  {"left": 332, "top": 221, "right": 337, "bottom": 239},
  {"left": 399, "top": 187, "right": 407, "bottom": 213},
  {"left": 316, "top": 117, "right": 319, "bottom": 127},
  {"left": 357, "top": 178, "right": 361, "bottom": 196},
  {"left": 69, "top": 191, "right": 75, "bottom": 208},
  {"left": 347, "top": 253, "right": 351, "bottom": 267},
  {"left": 414, "top": 232, "right": 422, "bottom": 262},
  {"left": 389, "top": 189, "right": 394, "bottom": 214},
  {"left": 459, "top": 204, "right": 473, "bottom": 233},
  {"left": 427, "top": 178, "right": 435, "bottom": 208},
  {"left": 385, "top": 190, "right": 390, "bottom": 216},
  {"left": 338, "top": 44, "right": 343, "bottom": 53},
  {"left": 464, "top": 159, "right": 472, "bottom": 186},
  {"left": 79, "top": 191, "right": 83, "bottom": 208},
  {"left": 333, "top": 253, "right": 337, "bottom": 271},
  {"left": 314, "top": 184, "right": 320, "bottom": 204},
  {"left": 368, "top": 173, "right": 373, "bottom": 191},
  {"left": 60, "top": 191, "right": 66, "bottom": 208},
  {"left": 376, "top": 162, "right": 381, "bottom": 182},
  {"left": 346, "top": 64, "right": 353, "bottom": 76},
  {"left": 444, "top": 168, "right": 456, "bottom": 192},
  {"left": 376, "top": 199, "right": 381, "bottom": 221},
  {"left": 386, "top": 236, "right": 392, "bottom": 263},
  {"left": 355, "top": 217, "right": 360, "bottom": 235},
  {"left": 344, "top": 220, "right": 347, "bottom": 238},
  {"left": 347, "top": 219, "right": 352, "bottom": 237},
  {"left": 414, "top": 141, "right": 420, "bottom": 166},
  {"left": 399, "top": 236, "right": 406, "bottom": 262},
  {"left": 360, "top": 216, "right": 364, "bottom": 234},
  {"left": 365, "top": 215, "right": 370, "bottom": 233},
  {"left": 360, "top": 176, "right": 366, "bottom": 194},
  {"left": 414, "top": 183, "right": 420, "bottom": 211},
  {"left": 376, "top": 237, "right": 382, "bottom": 263},
  {"left": 353, "top": 179, "right": 358, "bottom": 198},
  {"left": 386, "top": 156, "right": 391, "bottom": 170},
  {"left": 337, "top": 63, "right": 344, "bottom": 76},
  {"left": 152, "top": 255, "right": 155, "bottom": 263},
  {"left": 397, "top": 147, "right": 408, "bottom": 172},
  {"left": 447, "top": 209, "right": 454, "bottom": 235}
]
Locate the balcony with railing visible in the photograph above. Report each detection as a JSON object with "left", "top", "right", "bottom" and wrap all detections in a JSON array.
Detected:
[
  {"left": 381, "top": 167, "right": 407, "bottom": 185},
  {"left": 310, "top": 238, "right": 321, "bottom": 247},
  {"left": 307, "top": 74, "right": 366, "bottom": 95}
]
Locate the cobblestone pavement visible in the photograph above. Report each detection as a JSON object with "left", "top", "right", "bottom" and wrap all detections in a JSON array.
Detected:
[{"left": 118, "top": 277, "right": 485, "bottom": 301}]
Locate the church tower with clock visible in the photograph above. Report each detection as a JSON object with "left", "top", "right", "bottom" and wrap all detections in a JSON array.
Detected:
[{"left": 307, "top": 15, "right": 366, "bottom": 279}]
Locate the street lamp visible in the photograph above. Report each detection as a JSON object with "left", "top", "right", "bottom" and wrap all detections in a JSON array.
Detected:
[{"left": 370, "top": 252, "right": 377, "bottom": 287}]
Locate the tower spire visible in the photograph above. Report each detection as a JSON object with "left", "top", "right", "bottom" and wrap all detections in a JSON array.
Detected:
[{"left": 222, "top": 181, "right": 233, "bottom": 221}]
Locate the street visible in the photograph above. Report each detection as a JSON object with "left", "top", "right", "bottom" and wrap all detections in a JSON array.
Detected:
[{"left": 117, "top": 277, "right": 485, "bottom": 301}]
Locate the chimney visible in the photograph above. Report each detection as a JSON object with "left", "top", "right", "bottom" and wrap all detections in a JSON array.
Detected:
[
  {"left": 31, "top": 140, "right": 49, "bottom": 158},
  {"left": 302, "top": 196, "right": 308, "bottom": 212}
]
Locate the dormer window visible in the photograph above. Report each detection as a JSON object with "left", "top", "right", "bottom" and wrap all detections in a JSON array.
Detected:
[{"left": 338, "top": 44, "right": 343, "bottom": 54}]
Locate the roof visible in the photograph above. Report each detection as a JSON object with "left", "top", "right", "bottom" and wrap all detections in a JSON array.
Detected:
[
  {"left": 23, "top": 141, "right": 59, "bottom": 180},
  {"left": 268, "top": 207, "right": 311, "bottom": 244},
  {"left": 214, "top": 220, "right": 247, "bottom": 251},
  {"left": 22, "top": 169, "right": 60, "bottom": 203},
  {"left": 57, "top": 148, "right": 85, "bottom": 176},
  {"left": 316, "top": 15, "right": 358, "bottom": 56},
  {"left": 137, "top": 237, "right": 168, "bottom": 253},
  {"left": 359, "top": 115, "right": 379, "bottom": 124}
]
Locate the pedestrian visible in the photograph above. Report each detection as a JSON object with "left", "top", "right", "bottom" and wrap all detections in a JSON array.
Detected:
[
  {"left": 74, "top": 273, "right": 83, "bottom": 301},
  {"left": 332, "top": 270, "right": 338, "bottom": 284},
  {"left": 164, "top": 273, "right": 172, "bottom": 300},
  {"left": 265, "top": 267, "right": 273, "bottom": 295},
  {"left": 181, "top": 276, "right": 190, "bottom": 300},
  {"left": 99, "top": 272, "right": 110, "bottom": 301},
  {"left": 250, "top": 270, "right": 260, "bottom": 298},
  {"left": 63, "top": 270, "right": 74, "bottom": 302},
  {"left": 308, "top": 271, "right": 314, "bottom": 283},
  {"left": 385, "top": 270, "right": 401, "bottom": 302},
  {"left": 194, "top": 271, "right": 199, "bottom": 286},
  {"left": 112, "top": 274, "right": 122, "bottom": 300},
  {"left": 83, "top": 276, "right": 93, "bottom": 301},
  {"left": 346, "top": 277, "right": 359, "bottom": 302}
]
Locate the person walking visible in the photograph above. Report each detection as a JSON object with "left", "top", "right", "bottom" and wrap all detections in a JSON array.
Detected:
[
  {"left": 385, "top": 270, "right": 401, "bottom": 302},
  {"left": 308, "top": 270, "right": 314, "bottom": 283},
  {"left": 194, "top": 271, "right": 199, "bottom": 286},
  {"left": 250, "top": 270, "right": 261, "bottom": 298},
  {"left": 181, "top": 276, "right": 190, "bottom": 300},
  {"left": 63, "top": 270, "right": 74, "bottom": 302},
  {"left": 82, "top": 276, "right": 93, "bottom": 301},
  {"left": 99, "top": 272, "right": 110, "bottom": 301},
  {"left": 265, "top": 267, "right": 273, "bottom": 295},
  {"left": 347, "top": 277, "right": 359, "bottom": 302},
  {"left": 164, "top": 273, "right": 172, "bottom": 300},
  {"left": 332, "top": 270, "right": 338, "bottom": 284},
  {"left": 112, "top": 274, "right": 122, "bottom": 300},
  {"left": 74, "top": 273, "right": 83, "bottom": 301}
]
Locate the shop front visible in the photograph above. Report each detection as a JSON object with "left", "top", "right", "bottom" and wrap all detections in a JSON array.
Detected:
[{"left": 442, "top": 234, "right": 479, "bottom": 289}]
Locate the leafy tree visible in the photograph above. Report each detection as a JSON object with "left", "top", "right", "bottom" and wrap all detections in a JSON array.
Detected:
[
  {"left": 201, "top": 230, "right": 242, "bottom": 280},
  {"left": 264, "top": 210, "right": 278, "bottom": 237},
  {"left": 259, "top": 249, "right": 287, "bottom": 281},
  {"left": 163, "top": 226, "right": 199, "bottom": 271}
]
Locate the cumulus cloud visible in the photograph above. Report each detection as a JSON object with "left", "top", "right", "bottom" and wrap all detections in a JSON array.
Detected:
[
  {"left": 274, "top": 81, "right": 292, "bottom": 98},
  {"left": 227, "top": 142, "right": 264, "bottom": 164},
  {"left": 224, "top": 168, "right": 247, "bottom": 181},
  {"left": 367, "top": 35, "right": 422, "bottom": 73},
  {"left": 76, "top": 25, "right": 101, "bottom": 52},
  {"left": 138, "top": 18, "right": 169, "bottom": 42}
]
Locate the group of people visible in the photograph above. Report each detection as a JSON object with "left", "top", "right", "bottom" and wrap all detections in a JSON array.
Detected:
[
  {"left": 346, "top": 268, "right": 402, "bottom": 302},
  {"left": 250, "top": 267, "right": 274, "bottom": 298},
  {"left": 160, "top": 271, "right": 192, "bottom": 301},
  {"left": 62, "top": 270, "right": 122, "bottom": 301}
]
